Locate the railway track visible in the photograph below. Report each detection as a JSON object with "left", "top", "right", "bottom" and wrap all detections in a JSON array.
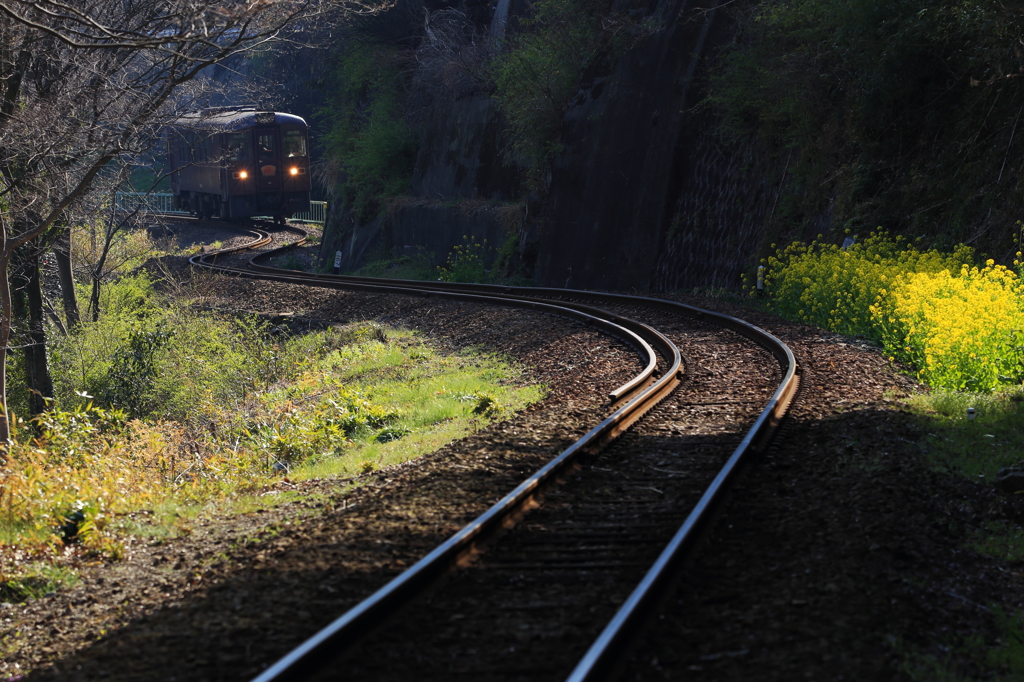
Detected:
[{"left": 178, "top": 217, "right": 799, "bottom": 681}]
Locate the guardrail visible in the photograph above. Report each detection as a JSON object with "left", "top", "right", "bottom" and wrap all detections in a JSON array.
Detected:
[
  {"left": 115, "top": 193, "right": 327, "bottom": 224},
  {"left": 115, "top": 192, "right": 184, "bottom": 214},
  {"left": 290, "top": 201, "right": 327, "bottom": 224}
]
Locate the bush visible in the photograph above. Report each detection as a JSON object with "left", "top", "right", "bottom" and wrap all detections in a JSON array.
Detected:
[
  {"left": 318, "top": 41, "right": 418, "bottom": 221},
  {"left": 437, "top": 236, "right": 489, "bottom": 283},
  {"left": 491, "top": 0, "right": 606, "bottom": 174},
  {"left": 760, "top": 232, "right": 1024, "bottom": 391},
  {"left": 760, "top": 232, "right": 972, "bottom": 339},
  {"left": 871, "top": 261, "right": 1024, "bottom": 391}
]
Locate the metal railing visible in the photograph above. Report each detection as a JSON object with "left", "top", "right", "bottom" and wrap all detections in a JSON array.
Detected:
[
  {"left": 290, "top": 201, "right": 327, "bottom": 224},
  {"left": 115, "top": 193, "right": 327, "bottom": 224},
  {"left": 115, "top": 192, "right": 184, "bottom": 214}
]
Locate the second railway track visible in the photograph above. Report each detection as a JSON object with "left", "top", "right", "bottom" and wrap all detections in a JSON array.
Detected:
[{"left": 176, "top": 216, "right": 799, "bottom": 681}]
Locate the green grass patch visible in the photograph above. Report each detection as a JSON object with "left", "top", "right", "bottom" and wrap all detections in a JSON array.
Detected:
[
  {"left": 348, "top": 251, "right": 436, "bottom": 280},
  {"left": 0, "top": 275, "right": 545, "bottom": 569},
  {"left": 907, "top": 387, "right": 1024, "bottom": 479},
  {"left": 970, "top": 521, "right": 1024, "bottom": 565},
  {"left": 899, "top": 609, "right": 1024, "bottom": 681},
  {"left": 0, "top": 563, "right": 79, "bottom": 603},
  {"left": 893, "top": 388, "right": 1024, "bottom": 679}
]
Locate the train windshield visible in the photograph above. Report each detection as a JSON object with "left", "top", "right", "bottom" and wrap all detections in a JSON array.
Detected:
[
  {"left": 283, "top": 129, "right": 307, "bottom": 158},
  {"left": 227, "top": 133, "right": 251, "bottom": 162},
  {"left": 257, "top": 132, "right": 276, "bottom": 162}
]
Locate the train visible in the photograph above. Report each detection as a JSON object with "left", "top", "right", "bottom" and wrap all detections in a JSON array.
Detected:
[{"left": 166, "top": 107, "right": 311, "bottom": 222}]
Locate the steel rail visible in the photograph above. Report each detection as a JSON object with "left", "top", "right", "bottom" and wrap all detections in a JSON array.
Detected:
[
  {"left": 186, "top": 223, "right": 684, "bottom": 681},
  {"left": 187, "top": 221, "right": 798, "bottom": 682}
]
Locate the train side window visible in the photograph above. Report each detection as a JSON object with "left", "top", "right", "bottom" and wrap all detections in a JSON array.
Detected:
[
  {"left": 283, "top": 129, "right": 307, "bottom": 158},
  {"left": 227, "top": 133, "right": 251, "bottom": 162}
]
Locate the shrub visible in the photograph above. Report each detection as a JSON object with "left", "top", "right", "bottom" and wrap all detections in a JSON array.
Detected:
[
  {"left": 437, "top": 236, "right": 489, "bottom": 283},
  {"left": 760, "top": 232, "right": 1024, "bottom": 391},
  {"left": 760, "top": 232, "right": 972, "bottom": 340},
  {"left": 318, "top": 41, "right": 418, "bottom": 221},
  {"left": 491, "top": 0, "right": 606, "bottom": 174},
  {"left": 871, "top": 262, "right": 1024, "bottom": 391}
]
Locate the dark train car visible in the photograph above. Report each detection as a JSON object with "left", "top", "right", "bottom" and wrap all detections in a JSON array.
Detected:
[{"left": 166, "top": 107, "right": 311, "bottom": 221}]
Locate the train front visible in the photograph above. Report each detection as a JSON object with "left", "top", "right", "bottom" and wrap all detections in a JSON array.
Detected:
[{"left": 227, "top": 111, "right": 311, "bottom": 221}]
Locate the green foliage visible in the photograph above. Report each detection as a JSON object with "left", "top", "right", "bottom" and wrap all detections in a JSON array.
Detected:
[
  {"left": 907, "top": 387, "right": 1024, "bottom": 479},
  {"left": 8, "top": 281, "right": 545, "bottom": 554},
  {"left": 713, "top": 0, "right": 1024, "bottom": 249},
  {"left": 319, "top": 41, "right": 418, "bottom": 221},
  {"left": 246, "top": 388, "right": 401, "bottom": 466},
  {"left": 104, "top": 327, "right": 172, "bottom": 416},
  {"left": 34, "top": 401, "right": 127, "bottom": 467},
  {"left": 437, "top": 236, "right": 489, "bottom": 282},
  {"left": 0, "top": 563, "right": 78, "bottom": 603},
  {"left": 491, "top": 0, "right": 607, "bottom": 174}
]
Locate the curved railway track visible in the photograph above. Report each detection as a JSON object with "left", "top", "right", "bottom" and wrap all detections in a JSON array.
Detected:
[{"left": 177, "top": 217, "right": 799, "bottom": 681}]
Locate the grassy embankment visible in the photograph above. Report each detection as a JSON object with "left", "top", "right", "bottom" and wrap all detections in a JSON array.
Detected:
[{"left": 0, "top": 270, "right": 543, "bottom": 602}]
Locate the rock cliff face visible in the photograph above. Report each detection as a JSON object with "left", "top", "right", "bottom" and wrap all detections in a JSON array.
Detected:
[
  {"left": 534, "top": 0, "right": 719, "bottom": 290},
  {"left": 319, "top": 94, "right": 517, "bottom": 273},
  {"left": 323, "top": 0, "right": 787, "bottom": 291},
  {"left": 412, "top": 95, "right": 520, "bottom": 203},
  {"left": 534, "top": 1, "right": 789, "bottom": 291}
]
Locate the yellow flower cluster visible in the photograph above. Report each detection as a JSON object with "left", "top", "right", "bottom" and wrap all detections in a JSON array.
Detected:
[
  {"left": 870, "top": 262, "right": 1024, "bottom": 391},
  {"left": 762, "top": 231, "right": 971, "bottom": 340},
  {"left": 763, "top": 231, "right": 1024, "bottom": 391}
]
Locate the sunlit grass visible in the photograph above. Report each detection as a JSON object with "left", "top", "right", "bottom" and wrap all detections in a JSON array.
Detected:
[
  {"left": 0, "top": 563, "right": 79, "bottom": 603},
  {"left": 906, "top": 387, "right": 1024, "bottom": 479},
  {"left": 1, "top": 294, "right": 546, "bottom": 558}
]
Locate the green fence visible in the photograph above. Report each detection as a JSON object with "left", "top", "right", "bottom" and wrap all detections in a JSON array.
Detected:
[{"left": 114, "top": 193, "right": 327, "bottom": 224}]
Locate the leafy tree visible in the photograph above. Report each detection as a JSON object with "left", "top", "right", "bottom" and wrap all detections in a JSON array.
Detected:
[
  {"left": 712, "top": 0, "right": 1024, "bottom": 250},
  {"left": 318, "top": 34, "right": 419, "bottom": 221}
]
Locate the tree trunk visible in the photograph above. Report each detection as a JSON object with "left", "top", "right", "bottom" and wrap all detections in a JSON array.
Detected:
[
  {"left": 24, "top": 248, "right": 53, "bottom": 414},
  {"left": 0, "top": 248, "right": 13, "bottom": 446},
  {"left": 11, "top": 247, "right": 54, "bottom": 417},
  {"left": 54, "top": 228, "right": 80, "bottom": 330}
]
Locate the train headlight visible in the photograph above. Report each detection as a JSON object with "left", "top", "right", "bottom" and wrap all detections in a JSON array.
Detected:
[
  {"left": 233, "top": 169, "right": 249, "bottom": 180},
  {"left": 289, "top": 167, "right": 299, "bottom": 176}
]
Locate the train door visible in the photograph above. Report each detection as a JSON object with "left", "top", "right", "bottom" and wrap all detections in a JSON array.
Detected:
[{"left": 255, "top": 128, "right": 282, "bottom": 192}]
